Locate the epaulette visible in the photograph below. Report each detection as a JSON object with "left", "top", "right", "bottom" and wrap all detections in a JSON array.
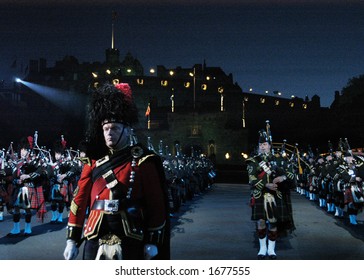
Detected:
[
  {"left": 78, "top": 157, "right": 92, "bottom": 166},
  {"left": 95, "top": 155, "right": 110, "bottom": 167},
  {"left": 138, "top": 154, "right": 157, "bottom": 166},
  {"left": 245, "top": 157, "right": 255, "bottom": 163},
  {"left": 129, "top": 145, "right": 157, "bottom": 166}
]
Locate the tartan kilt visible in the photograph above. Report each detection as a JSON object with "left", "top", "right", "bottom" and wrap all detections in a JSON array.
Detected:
[
  {"left": 59, "top": 183, "right": 68, "bottom": 202},
  {"left": 66, "top": 182, "right": 75, "bottom": 203},
  {"left": 251, "top": 191, "right": 291, "bottom": 224},
  {"left": 28, "top": 185, "right": 46, "bottom": 214}
]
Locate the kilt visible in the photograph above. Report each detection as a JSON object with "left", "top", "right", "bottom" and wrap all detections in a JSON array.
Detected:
[
  {"left": 60, "top": 181, "right": 74, "bottom": 203},
  {"left": 28, "top": 185, "right": 47, "bottom": 221},
  {"left": 251, "top": 190, "right": 294, "bottom": 232}
]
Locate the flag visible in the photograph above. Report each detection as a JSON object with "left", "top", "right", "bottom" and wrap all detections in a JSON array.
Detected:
[{"left": 145, "top": 103, "right": 151, "bottom": 117}]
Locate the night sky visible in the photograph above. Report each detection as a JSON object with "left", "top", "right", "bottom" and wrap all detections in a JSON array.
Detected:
[{"left": 1, "top": 0, "right": 364, "bottom": 107}]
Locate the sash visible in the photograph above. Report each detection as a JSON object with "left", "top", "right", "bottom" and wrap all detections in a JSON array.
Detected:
[{"left": 91, "top": 148, "right": 133, "bottom": 182}]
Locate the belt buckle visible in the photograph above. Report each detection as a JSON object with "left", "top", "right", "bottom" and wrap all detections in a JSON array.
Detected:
[{"left": 104, "top": 199, "right": 119, "bottom": 213}]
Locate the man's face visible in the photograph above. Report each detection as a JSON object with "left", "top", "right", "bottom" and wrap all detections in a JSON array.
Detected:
[
  {"left": 259, "top": 142, "right": 271, "bottom": 154},
  {"left": 102, "top": 122, "right": 129, "bottom": 150},
  {"left": 345, "top": 156, "right": 354, "bottom": 165},
  {"left": 55, "top": 152, "right": 62, "bottom": 161},
  {"left": 20, "top": 148, "right": 28, "bottom": 159}
]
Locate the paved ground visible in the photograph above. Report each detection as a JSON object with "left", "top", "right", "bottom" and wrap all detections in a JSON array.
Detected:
[
  {"left": 171, "top": 184, "right": 364, "bottom": 260},
  {"left": 1, "top": 183, "right": 364, "bottom": 260}
]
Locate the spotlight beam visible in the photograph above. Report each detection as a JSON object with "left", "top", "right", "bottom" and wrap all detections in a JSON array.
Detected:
[{"left": 19, "top": 80, "right": 88, "bottom": 117}]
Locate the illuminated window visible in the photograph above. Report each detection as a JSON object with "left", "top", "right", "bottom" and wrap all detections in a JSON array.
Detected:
[
  {"left": 137, "top": 78, "right": 144, "bottom": 85},
  {"left": 275, "top": 100, "right": 280, "bottom": 106},
  {"left": 184, "top": 82, "right": 191, "bottom": 88},
  {"left": 220, "top": 94, "right": 225, "bottom": 112},
  {"left": 241, "top": 152, "right": 248, "bottom": 159}
]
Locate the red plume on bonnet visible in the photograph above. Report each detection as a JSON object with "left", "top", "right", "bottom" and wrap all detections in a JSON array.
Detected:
[
  {"left": 27, "top": 136, "right": 34, "bottom": 149},
  {"left": 114, "top": 83, "right": 132, "bottom": 99},
  {"left": 61, "top": 135, "right": 67, "bottom": 149}
]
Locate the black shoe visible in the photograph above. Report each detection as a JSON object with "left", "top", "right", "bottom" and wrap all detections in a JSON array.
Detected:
[
  {"left": 257, "top": 254, "right": 266, "bottom": 260},
  {"left": 268, "top": 254, "right": 277, "bottom": 260}
]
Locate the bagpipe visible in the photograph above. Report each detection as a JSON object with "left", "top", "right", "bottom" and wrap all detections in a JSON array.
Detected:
[
  {"left": 270, "top": 141, "right": 306, "bottom": 175},
  {"left": 31, "top": 131, "right": 54, "bottom": 166},
  {"left": 3, "top": 142, "right": 18, "bottom": 171},
  {"left": 60, "top": 139, "right": 79, "bottom": 165},
  {"left": 147, "top": 136, "right": 157, "bottom": 153},
  {"left": 346, "top": 165, "right": 364, "bottom": 203},
  {"left": 0, "top": 149, "right": 6, "bottom": 171}
]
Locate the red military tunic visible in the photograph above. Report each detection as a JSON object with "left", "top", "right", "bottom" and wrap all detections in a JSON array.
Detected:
[{"left": 67, "top": 146, "right": 168, "bottom": 246}]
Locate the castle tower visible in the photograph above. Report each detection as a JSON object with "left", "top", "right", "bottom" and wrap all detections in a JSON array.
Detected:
[{"left": 105, "top": 11, "right": 120, "bottom": 66}]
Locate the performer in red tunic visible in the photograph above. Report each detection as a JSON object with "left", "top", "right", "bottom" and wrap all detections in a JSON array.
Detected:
[{"left": 63, "top": 82, "right": 170, "bottom": 260}]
